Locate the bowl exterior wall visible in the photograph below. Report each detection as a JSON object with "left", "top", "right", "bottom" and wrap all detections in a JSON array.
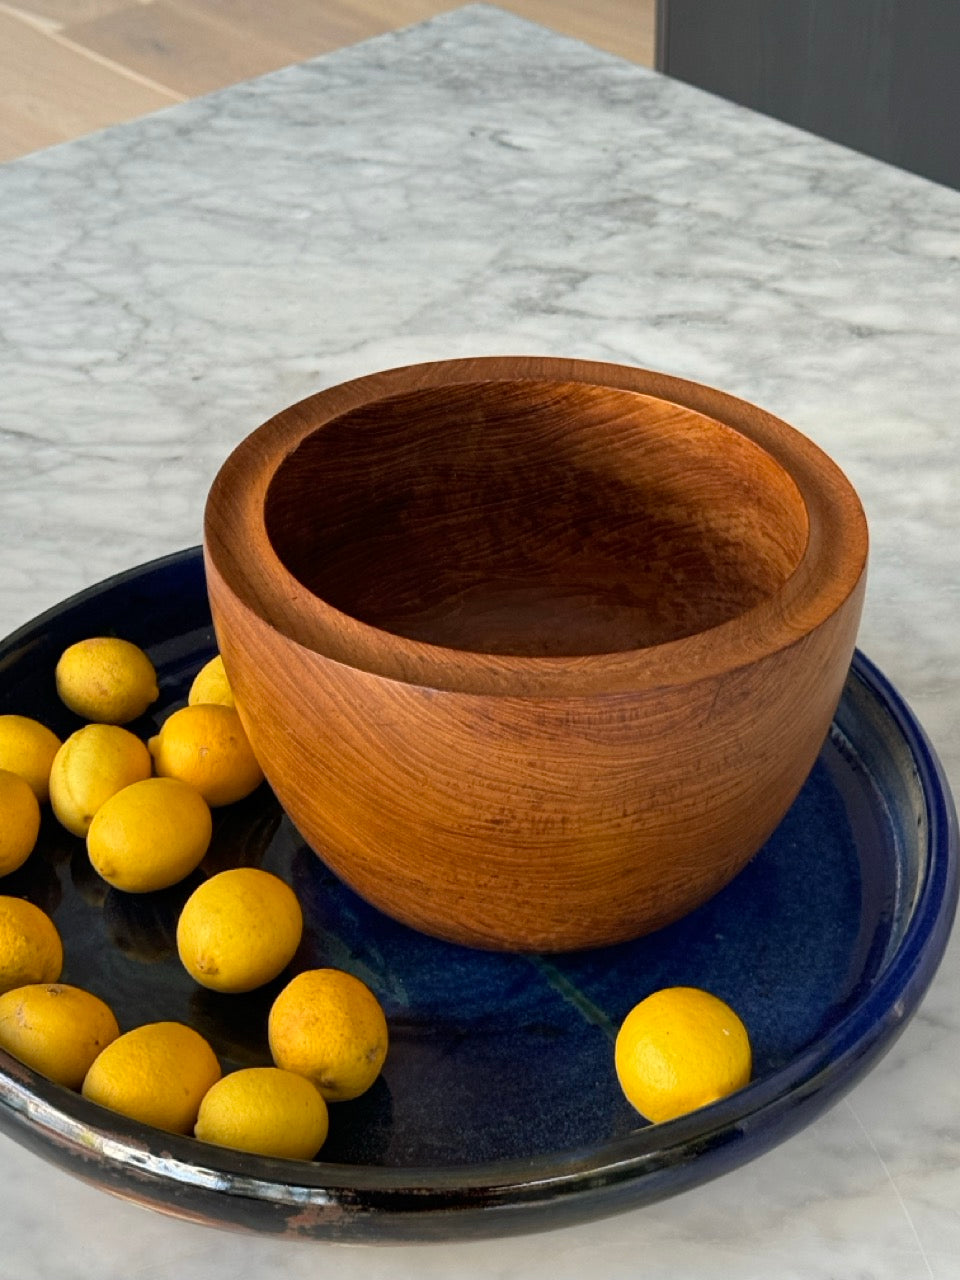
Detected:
[{"left": 205, "top": 557, "right": 865, "bottom": 951}]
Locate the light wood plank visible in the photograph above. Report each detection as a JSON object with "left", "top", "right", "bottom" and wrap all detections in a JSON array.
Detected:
[
  {"left": 0, "top": 0, "right": 656, "bottom": 162},
  {"left": 3, "top": 0, "right": 142, "bottom": 26},
  {"left": 502, "top": 0, "right": 655, "bottom": 66},
  {"left": 0, "top": 106, "right": 64, "bottom": 162},
  {"left": 174, "top": 0, "right": 455, "bottom": 59},
  {"left": 62, "top": 0, "right": 302, "bottom": 97},
  {"left": 299, "top": 0, "right": 656, "bottom": 65},
  {"left": 167, "top": 0, "right": 654, "bottom": 70},
  {"left": 0, "top": 8, "right": 180, "bottom": 154}
]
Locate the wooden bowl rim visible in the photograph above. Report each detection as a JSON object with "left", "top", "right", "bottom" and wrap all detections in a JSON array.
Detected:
[{"left": 204, "top": 356, "right": 868, "bottom": 697}]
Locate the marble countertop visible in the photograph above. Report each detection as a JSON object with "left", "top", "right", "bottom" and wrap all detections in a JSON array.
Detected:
[{"left": 2, "top": 4, "right": 959, "bottom": 1275}]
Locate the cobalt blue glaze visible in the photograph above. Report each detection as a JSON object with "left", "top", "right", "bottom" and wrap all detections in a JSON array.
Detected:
[{"left": 0, "top": 548, "right": 955, "bottom": 1240}]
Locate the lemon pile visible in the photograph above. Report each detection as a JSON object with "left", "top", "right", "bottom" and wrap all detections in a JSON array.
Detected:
[
  {"left": 1, "top": 632, "right": 754, "bottom": 1161},
  {"left": 0, "top": 639, "right": 390, "bottom": 1161}
]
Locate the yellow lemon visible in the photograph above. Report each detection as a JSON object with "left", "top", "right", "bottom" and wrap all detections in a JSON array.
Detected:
[
  {"left": 149, "top": 704, "right": 263, "bottom": 807},
  {"left": 176, "top": 867, "right": 302, "bottom": 993},
  {"left": 0, "top": 714, "right": 62, "bottom": 803},
  {"left": 188, "top": 655, "right": 235, "bottom": 708},
  {"left": 0, "top": 983, "right": 120, "bottom": 1088},
  {"left": 82, "top": 1021, "right": 221, "bottom": 1134},
  {"left": 56, "top": 637, "right": 159, "bottom": 725},
  {"left": 0, "top": 770, "right": 41, "bottom": 876},
  {"left": 49, "top": 724, "right": 153, "bottom": 837},
  {"left": 614, "top": 987, "right": 752, "bottom": 1124},
  {"left": 268, "top": 969, "right": 388, "bottom": 1102},
  {"left": 0, "top": 897, "right": 63, "bottom": 995},
  {"left": 87, "top": 777, "right": 212, "bottom": 893},
  {"left": 194, "top": 1067, "right": 329, "bottom": 1159}
]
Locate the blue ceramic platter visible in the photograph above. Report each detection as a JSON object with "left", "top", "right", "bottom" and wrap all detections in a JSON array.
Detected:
[{"left": 0, "top": 548, "right": 956, "bottom": 1241}]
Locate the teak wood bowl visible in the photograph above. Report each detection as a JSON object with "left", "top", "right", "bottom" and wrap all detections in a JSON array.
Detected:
[{"left": 203, "top": 356, "right": 868, "bottom": 952}]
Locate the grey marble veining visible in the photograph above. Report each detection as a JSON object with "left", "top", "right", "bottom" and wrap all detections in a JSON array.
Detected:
[{"left": 1, "top": 5, "right": 960, "bottom": 1276}]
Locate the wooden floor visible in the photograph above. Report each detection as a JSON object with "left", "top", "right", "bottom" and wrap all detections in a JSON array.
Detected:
[{"left": 0, "top": 0, "right": 656, "bottom": 161}]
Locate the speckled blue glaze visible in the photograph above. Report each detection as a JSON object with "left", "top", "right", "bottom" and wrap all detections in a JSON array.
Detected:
[{"left": 0, "top": 548, "right": 955, "bottom": 1240}]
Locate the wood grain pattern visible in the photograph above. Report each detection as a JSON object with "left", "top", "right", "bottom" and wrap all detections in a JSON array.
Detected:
[
  {"left": 0, "top": 104, "right": 63, "bottom": 162},
  {"left": 62, "top": 0, "right": 301, "bottom": 97},
  {"left": 177, "top": 0, "right": 461, "bottom": 59},
  {"left": 0, "top": 7, "right": 181, "bottom": 161},
  {"left": 204, "top": 360, "right": 867, "bottom": 952},
  {"left": 5, "top": 0, "right": 137, "bottom": 23},
  {"left": 0, "top": 0, "right": 656, "bottom": 162},
  {"left": 263, "top": 382, "right": 809, "bottom": 657}
]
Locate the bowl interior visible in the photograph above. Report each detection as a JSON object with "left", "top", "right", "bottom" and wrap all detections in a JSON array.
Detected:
[{"left": 263, "top": 381, "right": 809, "bottom": 658}]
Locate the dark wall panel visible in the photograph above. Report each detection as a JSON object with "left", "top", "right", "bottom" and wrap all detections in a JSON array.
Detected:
[{"left": 656, "top": 0, "right": 960, "bottom": 190}]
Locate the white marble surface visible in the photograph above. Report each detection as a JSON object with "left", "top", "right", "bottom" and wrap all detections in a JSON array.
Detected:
[{"left": 2, "top": 4, "right": 960, "bottom": 1275}]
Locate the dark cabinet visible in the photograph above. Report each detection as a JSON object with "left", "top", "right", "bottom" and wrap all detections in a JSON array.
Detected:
[{"left": 656, "top": 0, "right": 960, "bottom": 190}]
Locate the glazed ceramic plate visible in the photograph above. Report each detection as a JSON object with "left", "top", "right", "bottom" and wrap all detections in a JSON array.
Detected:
[{"left": 0, "top": 549, "right": 956, "bottom": 1242}]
